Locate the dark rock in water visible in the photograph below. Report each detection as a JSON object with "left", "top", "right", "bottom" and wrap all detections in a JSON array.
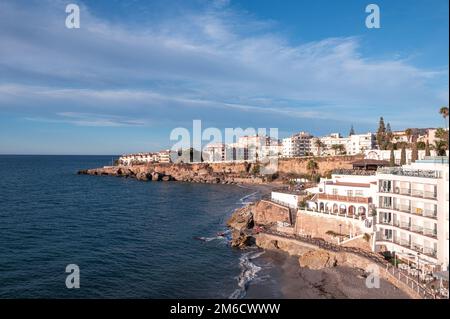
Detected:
[
  {"left": 230, "top": 231, "right": 255, "bottom": 248},
  {"left": 136, "top": 172, "right": 150, "bottom": 181}
]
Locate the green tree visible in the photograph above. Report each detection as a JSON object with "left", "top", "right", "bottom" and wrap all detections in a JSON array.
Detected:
[
  {"left": 400, "top": 145, "right": 406, "bottom": 165},
  {"left": 376, "top": 117, "right": 386, "bottom": 150},
  {"left": 434, "top": 140, "right": 447, "bottom": 156},
  {"left": 405, "top": 128, "right": 413, "bottom": 144},
  {"left": 411, "top": 143, "right": 418, "bottom": 163},
  {"left": 306, "top": 159, "right": 319, "bottom": 175},
  {"left": 439, "top": 106, "right": 449, "bottom": 129},
  {"left": 416, "top": 141, "right": 426, "bottom": 150},
  {"left": 389, "top": 148, "right": 395, "bottom": 167},
  {"left": 425, "top": 141, "right": 431, "bottom": 157},
  {"left": 314, "top": 139, "right": 325, "bottom": 156}
]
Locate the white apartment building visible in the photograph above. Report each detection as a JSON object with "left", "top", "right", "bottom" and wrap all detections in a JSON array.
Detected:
[
  {"left": 203, "top": 143, "right": 227, "bottom": 162},
  {"left": 281, "top": 132, "right": 312, "bottom": 157},
  {"left": 118, "top": 152, "right": 160, "bottom": 165},
  {"left": 348, "top": 133, "right": 376, "bottom": 155},
  {"left": 307, "top": 171, "right": 377, "bottom": 223},
  {"left": 311, "top": 133, "right": 376, "bottom": 156},
  {"left": 376, "top": 157, "right": 449, "bottom": 271}
]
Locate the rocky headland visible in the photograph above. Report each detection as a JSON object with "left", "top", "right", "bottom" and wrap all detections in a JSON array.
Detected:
[{"left": 77, "top": 155, "right": 363, "bottom": 184}]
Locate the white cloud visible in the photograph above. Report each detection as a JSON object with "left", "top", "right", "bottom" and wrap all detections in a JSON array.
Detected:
[{"left": 0, "top": 0, "right": 448, "bottom": 131}]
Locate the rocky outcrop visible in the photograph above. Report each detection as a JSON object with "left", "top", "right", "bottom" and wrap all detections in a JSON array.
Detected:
[
  {"left": 78, "top": 155, "right": 362, "bottom": 184},
  {"left": 227, "top": 204, "right": 254, "bottom": 231},
  {"left": 78, "top": 163, "right": 267, "bottom": 185},
  {"left": 298, "top": 250, "right": 339, "bottom": 270},
  {"left": 227, "top": 204, "right": 255, "bottom": 248}
]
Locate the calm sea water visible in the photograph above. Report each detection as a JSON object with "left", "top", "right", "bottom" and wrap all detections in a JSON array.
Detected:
[{"left": 0, "top": 155, "right": 268, "bottom": 298}]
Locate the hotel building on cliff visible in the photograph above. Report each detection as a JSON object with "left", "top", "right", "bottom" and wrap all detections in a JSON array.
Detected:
[
  {"left": 294, "top": 157, "right": 449, "bottom": 271},
  {"left": 375, "top": 157, "right": 449, "bottom": 271}
]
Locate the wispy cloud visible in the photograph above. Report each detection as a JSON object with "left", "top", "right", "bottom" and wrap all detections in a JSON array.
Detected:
[{"left": 0, "top": 0, "right": 448, "bottom": 133}]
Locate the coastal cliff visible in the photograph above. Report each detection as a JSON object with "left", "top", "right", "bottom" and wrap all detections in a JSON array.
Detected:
[
  {"left": 78, "top": 162, "right": 267, "bottom": 184},
  {"left": 77, "top": 155, "right": 363, "bottom": 184}
]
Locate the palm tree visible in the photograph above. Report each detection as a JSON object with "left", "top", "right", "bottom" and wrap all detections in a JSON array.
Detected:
[
  {"left": 439, "top": 106, "right": 449, "bottom": 129},
  {"left": 405, "top": 128, "right": 413, "bottom": 143},
  {"left": 306, "top": 159, "right": 319, "bottom": 175},
  {"left": 314, "top": 139, "right": 324, "bottom": 156},
  {"left": 425, "top": 141, "right": 431, "bottom": 156},
  {"left": 434, "top": 140, "right": 447, "bottom": 156}
]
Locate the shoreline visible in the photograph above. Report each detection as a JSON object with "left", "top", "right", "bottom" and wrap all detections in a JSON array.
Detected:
[{"left": 245, "top": 250, "right": 409, "bottom": 299}]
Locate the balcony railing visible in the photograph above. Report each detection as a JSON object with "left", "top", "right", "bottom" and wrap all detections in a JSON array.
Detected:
[
  {"left": 399, "top": 188, "right": 411, "bottom": 195},
  {"left": 377, "top": 167, "right": 441, "bottom": 179},
  {"left": 423, "top": 209, "right": 437, "bottom": 218},
  {"left": 423, "top": 191, "right": 437, "bottom": 200},
  {"left": 376, "top": 236, "right": 438, "bottom": 257},
  {"left": 411, "top": 189, "right": 424, "bottom": 197},
  {"left": 396, "top": 205, "right": 411, "bottom": 213},
  {"left": 411, "top": 224, "right": 423, "bottom": 234},
  {"left": 423, "top": 228, "right": 437, "bottom": 238},
  {"left": 423, "top": 247, "right": 437, "bottom": 257}
]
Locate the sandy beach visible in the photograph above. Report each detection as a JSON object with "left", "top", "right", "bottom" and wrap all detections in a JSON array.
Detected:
[{"left": 245, "top": 250, "right": 410, "bottom": 299}]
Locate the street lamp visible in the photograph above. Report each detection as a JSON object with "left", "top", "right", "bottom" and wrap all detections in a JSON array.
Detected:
[{"left": 339, "top": 224, "right": 342, "bottom": 243}]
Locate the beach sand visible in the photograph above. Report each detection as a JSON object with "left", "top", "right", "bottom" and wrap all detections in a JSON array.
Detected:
[{"left": 245, "top": 250, "right": 410, "bottom": 299}]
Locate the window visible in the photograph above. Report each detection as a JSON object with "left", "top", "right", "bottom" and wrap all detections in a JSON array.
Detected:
[
  {"left": 355, "top": 190, "right": 363, "bottom": 197},
  {"left": 347, "top": 190, "right": 353, "bottom": 197},
  {"left": 332, "top": 188, "right": 338, "bottom": 195}
]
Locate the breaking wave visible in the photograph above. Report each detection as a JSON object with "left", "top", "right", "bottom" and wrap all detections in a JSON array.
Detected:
[{"left": 229, "top": 250, "right": 265, "bottom": 299}]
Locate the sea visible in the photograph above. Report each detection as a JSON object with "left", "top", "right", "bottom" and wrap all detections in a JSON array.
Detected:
[{"left": 0, "top": 155, "right": 288, "bottom": 298}]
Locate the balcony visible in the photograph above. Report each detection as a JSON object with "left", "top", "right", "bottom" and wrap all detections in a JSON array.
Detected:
[
  {"left": 399, "top": 188, "right": 411, "bottom": 195},
  {"left": 376, "top": 236, "right": 438, "bottom": 258},
  {"left": 423, "top": 228, "right": 437, "bottom": 238},
  {"left": 422, "top": 209, "right": 437, "bottom": 219},
  {"left": 423, "top": 247, "right": 437, "bottom": 258},
  {"left": 423, "top": 191, "right": 437, "bottom": 200},
  {"left": 393, "top": 221, "right": 410, "bottom": 230},
  {"left": 411, "top": 189, "right": 424, "bottom": 197},
  {"left": 396, "top": 205, "right": 411, "bottom": 213}
]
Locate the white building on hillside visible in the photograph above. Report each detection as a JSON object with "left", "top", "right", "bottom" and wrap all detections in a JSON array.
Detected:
[
  {"left": 365, "top": 149, "right": 443, "bottom": 165},
  {"left": 282, "top": 131, "right": 312, "bottom": 157},
  {"left": 310, "top": 133, "right": 376, "bottom": 156},
  {"left": 375, "top": 157, "right": 449, "bottom": 271}
]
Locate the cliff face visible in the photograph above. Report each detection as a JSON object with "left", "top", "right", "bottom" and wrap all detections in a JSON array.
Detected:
[
  {"left": 78, "top": 162, "right": 264, "bottom": 184},
  {"left": 78, "top": 155, "right": 362, "bottom": 184},
  {"left": 278, "top": 155, "right": 362, "bottom": 176},
  {"left": 253, "top": 200, "right": 291, "bottom": 226}
]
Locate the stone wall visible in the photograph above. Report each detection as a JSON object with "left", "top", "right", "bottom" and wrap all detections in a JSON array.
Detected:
[
  {"left": 253, "top": 200, "right": 291, "bottom": 225},
  {"left": 295, "top": 212, "right": 368, "bottom": 244},
  {"left": 278, "top": 155, "right": 363, "bottom": 176}
]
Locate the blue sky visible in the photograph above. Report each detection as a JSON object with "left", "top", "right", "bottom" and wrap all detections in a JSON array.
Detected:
[{"left": 0, "top": 0, "right": 448, "bottom": 155}]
